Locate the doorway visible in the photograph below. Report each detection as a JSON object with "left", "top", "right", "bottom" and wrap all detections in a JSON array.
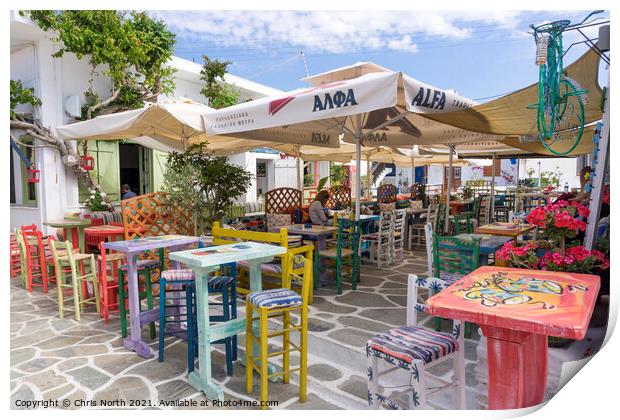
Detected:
[{"left": 119, "top": 143, "right": 151, "bottom": 196}]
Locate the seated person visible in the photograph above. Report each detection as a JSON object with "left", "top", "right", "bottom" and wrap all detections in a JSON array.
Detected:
[
  {"left": 309, "top": 190, "right": 333, "bottom": 226},
  {"left": 555, "top": 166, "right": 591, "bottom": 204}
]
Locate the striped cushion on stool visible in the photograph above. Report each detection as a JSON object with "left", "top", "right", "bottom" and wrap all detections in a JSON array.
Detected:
[
  {"left": 369, "top": 326, "right": 458, "bottom": 365},
  {"left": 248, "top": 288, "right": 302, "bottom": 309},
  {"left": 208, "top": 275, "right": 235, "bottom": 290},
  {"left": 161, "top": 269, "right": 195, "bottom": 281}
]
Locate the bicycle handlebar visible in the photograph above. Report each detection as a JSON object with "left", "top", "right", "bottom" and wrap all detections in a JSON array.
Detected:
[{"left": 530, "top": 10, "right": 605, "bottom": 34}]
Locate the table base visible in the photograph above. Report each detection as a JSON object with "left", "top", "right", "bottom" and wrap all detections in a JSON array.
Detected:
[
  {"left": 123, "top": 337, "right": 153, "bottom": 358},
  {"left": 189, "top": 371, "right": 224, "bottom": 401},
  {"left": 482, "top": 325, "right": 547, "bottom": 410}
]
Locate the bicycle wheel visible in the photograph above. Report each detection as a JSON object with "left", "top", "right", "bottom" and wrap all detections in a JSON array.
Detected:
[{"left": 539, "top": 78, "right": 585, "bottom": 156}]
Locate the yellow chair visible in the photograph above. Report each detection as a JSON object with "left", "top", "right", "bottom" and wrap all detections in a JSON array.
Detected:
[
  {"left": 50, "top": 239, "right": 100, "bottom": 321},
  {"left": 245, "top": 253, "right": 311, "bottom": 409}
]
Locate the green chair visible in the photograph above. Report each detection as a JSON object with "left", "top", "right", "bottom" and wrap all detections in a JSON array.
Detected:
[
  {"left": 118, "top": 248, "right": 164, "bottom": 338},
  {"left": 432, "top": 234, "right": 481, "bottom": 337},
  {"left": 50, "top": 240, "right": 100, "bottom": 321},
  {"left": 454, "top": 212, "right": 474, "bottom": 235},
  {"left": 320, "top": 218, "right": 361, "bottom": 294}
]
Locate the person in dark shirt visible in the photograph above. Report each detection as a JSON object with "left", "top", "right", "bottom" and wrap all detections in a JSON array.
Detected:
[{"left": 121, "top": 184, "right": 137, "bottom": 200}]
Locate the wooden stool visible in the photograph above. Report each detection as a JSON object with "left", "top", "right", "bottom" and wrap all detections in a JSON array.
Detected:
[
  {"left": 245, "top": 254, "right": 311, "bottom": 409},
  {"left": 50, "top": 240, "right": 100, "bottom": 321}
]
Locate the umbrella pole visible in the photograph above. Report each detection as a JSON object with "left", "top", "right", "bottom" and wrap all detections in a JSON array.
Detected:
[
  {"left": 411, "top": 157, "right": 415, "bottom": 192},
  {"left": 355, "top": 116, "right": 362, "bottom": 220},
  {"left": 444, "top": 145, "right": 454, "bottom": 233},
  {"left": 296, "top": 147, "right": 302, "bottom": 205},
  {"left": 491, "top": 152, "right": 497, "bottom": 222},
  {"left": 366, "top": 153, "right": 371, "bottom": 199}
]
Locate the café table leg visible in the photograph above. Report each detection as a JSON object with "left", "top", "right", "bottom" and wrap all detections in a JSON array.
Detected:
[
  {"left": 77, "top": 227, "right": 86, "bottom": 254},
  {"left": 122, "top": 253, "right": 152, "bottom": 358},
  {"left": 189, "top": 267, "right": 224, "bottom": 400},
  {"left": 481, "top": 325, "right": 547, "bottom": 409}
]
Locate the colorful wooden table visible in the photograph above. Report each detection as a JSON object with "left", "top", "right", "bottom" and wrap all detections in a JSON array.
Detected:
[
  {"left": 449, "top": 199, "right": 474, "bottom": 214},
  {"left": 84, "top": 224, "right": 125, "bottom": 243},
  {"left": 455, "top": 233, "right": 512, "bottom": 266},
  {"left": 43, "top": 219, "right": 92, "bottom": 253},
  {"left": 103, "top": 234, "right": 199, "bottom": 358},
  {"left": 426, "top": 266, "right": 600, "bottom": 409},
  {"left": 475, "top": 222, "right": 536, "bottom": 242},
  {"left": 169, "top": 241, "right": 287, "bottom": 401}
]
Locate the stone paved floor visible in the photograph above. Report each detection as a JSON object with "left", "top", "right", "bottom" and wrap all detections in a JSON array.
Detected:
[{"left": 10, "top": 248, "right": 607, "bottom": 410}]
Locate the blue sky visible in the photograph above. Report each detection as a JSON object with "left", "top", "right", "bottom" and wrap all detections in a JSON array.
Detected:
[{"left": 156, "top": 10, "right": 609, "bottom": 101}]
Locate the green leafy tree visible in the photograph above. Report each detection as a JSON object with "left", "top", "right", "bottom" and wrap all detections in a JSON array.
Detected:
[
  {"left": 162, "top": 142, "right": 252, "bottom": 233},
  {"left": 10, "top": 11, "right": 177, "bottom": 202},
  {"left": 200, "top": 55, "right": 240, "bottom": 109},
  {"left": 329, "top": 162, "right": 348, "bottom": 187}
]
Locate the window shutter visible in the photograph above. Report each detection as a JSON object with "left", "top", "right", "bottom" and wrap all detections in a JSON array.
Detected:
[
  {"left": 78, "top": 141, "right": 120, "bottom": 202},
  {"left": 151, "top": 149, "right": 169, "bottom": 192}
]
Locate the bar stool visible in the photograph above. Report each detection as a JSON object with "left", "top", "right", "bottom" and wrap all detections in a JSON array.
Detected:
[
  {"left": 245, "top": 254, "right": 312, "bottom": 409},
  {"left": 49, "top": 239, "right": 100, "bottom": 321}
]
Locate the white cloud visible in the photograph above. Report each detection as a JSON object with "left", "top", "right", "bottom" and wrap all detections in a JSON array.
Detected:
[{"left": 155, "top": 10, "right": 607, "bottom": 57}]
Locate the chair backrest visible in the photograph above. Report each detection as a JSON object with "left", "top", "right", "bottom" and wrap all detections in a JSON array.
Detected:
[
  {"left": 478, "top": 195, "right": 491, "bottom": 225},
  {"left": 14, "top": 228, "right": 27, "bottom": 258},
  {"left": 22, "top": 228, "right": 45, "bottom": 257},
  {"left": 21, "top": 224, "right": 38, "bottom": 233},
  {"left": 424, "top": 222, "right": 434, "bottom": 277},
  {"left": 503, "top": 194, "right": 516, "bottom": 211},
  {"left": 454, "top": 212, "right": 474, "bottom": 235},
  {"left": 377, "top": 210, "right": 394, "bottom": 240},
  {"left": 336, "top": 218, "right": 361, "bottom": 257},
  {"left": 406, "top": 274, "right": 463, "bottom": 343},
  {"left": 377, "top": 184, "right": 398, "bottom": 204},
  {"left": 50, "top": 239, "right": 78, "bottom": 271},
  {"left": 393, "top": 209, "right": 407, "bottom": 238},
  {"left": 288, "top": 253, "right": 313, "bottom": 306},
  {"left": 432, "top": 234, "right": 481, "bottom": 278},
  {"left": 435, "top": 203, "right": 447, "bottom": 233}
]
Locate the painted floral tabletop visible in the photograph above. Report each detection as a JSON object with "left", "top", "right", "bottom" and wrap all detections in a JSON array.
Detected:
[{"left": 426, "top": 266, "right": 600, "bottom": 339}]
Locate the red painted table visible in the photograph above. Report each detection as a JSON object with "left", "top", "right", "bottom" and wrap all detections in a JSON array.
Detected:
[
  {"left": 84, "top": 224, "right": 125, "bottom": 242},
  {"left": 426, "top": 266, "right": 599, "bottom": 410}
]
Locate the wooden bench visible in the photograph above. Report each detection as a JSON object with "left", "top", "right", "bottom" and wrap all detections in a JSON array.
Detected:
[{"left": 212, "top": 222, "right": 314, "bottom": 301}]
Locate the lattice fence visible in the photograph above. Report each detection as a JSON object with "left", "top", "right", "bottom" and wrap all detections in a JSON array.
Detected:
[
  {"left": 265, "top": 188, "right": 302, "bottom": 214},
  {"left": 377, "top": 184, "right": 398, "bottom": 203},
  {"left": 465, "top": 180, "right": 492, "bottom": 198},
  {"left": 326, "top": 186, "right": 351, "bottom": 209},
  {"left": 120, "top": 192, "right": 195, "bottom": 240}
]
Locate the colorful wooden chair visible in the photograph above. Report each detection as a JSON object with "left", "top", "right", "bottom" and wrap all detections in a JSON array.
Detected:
[
  {"left": 362, "top": 211, "right": 393, "bottom": 270},
  {"left": 97, "top": 242, "right": 123, "bottom": 323},
  {"left": 366, "top": 274, "right": 465, "bottom": 409},
  {"left": 20, "top": 227, "right": 49, "bottom": 293},
  {"left": 49, "top": 239, "right": 100, "bottom": 321},
  {"left": 245, "top": 253, "right": 312, "bottom": 409},
  {"left": 432, "top": 234, "right": 480, "bottom": 336},
  {"left": 321, "top": 218, "right": 361, "bottom": 294},
  {"left": 157, "top": 268, "right": 237, "bottom": 375},
  {"left": 453, "top": 212, "right": 474, "bottom": 235},
  {"left": 391, "top": 209, "right": 407, "bottom": 262},
  {"left": 10, "top": 234, "right": 21, "bottom": 278},
  {"left": 118, "top": 248, "right": 163, "bottom": 338}
]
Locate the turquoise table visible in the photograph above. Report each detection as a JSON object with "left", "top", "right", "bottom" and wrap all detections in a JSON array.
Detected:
[
  {"left": 169, "top": 241, "right": 286, "bottom": 401},
  {"left": 455, "top": 233, "right": 512, "bottom": 266}
]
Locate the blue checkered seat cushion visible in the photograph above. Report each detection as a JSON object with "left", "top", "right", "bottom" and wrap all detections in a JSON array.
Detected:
[
  {"left": 161, "top": 269, "right": 195, "bottom": 282},
  {"left": 122, "top": 259, "right": 161, "bottom": 271},
  {"left": 208, "top": 275, "right": 235, "bottom": 290},
  {"left": 368, "top": 326, "right": 458, "bottom": 365},
  {"left": 248, "top": 288, "right": 302, "bottom": 309}
]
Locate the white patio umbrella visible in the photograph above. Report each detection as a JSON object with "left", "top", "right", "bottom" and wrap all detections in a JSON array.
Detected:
[{"left": 203, "top": 63, "right": 503, "bottom": 219}]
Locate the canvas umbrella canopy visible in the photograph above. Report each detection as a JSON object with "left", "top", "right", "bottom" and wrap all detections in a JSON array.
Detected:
[
  {"left": 55, "top": 97, "right": 341, "bottom": 154},
  {"left": 203, "top": 65, "right": 502, "bottom": 218}
]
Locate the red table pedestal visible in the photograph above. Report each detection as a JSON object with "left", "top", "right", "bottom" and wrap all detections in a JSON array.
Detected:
[{"left": 482, "top": 326, "right": 548, "bottom": 410}]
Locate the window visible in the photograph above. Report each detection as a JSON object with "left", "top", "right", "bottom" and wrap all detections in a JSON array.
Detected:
[
  {"left": 10, "top": 136, "right": 38, "bottom": 206},
  {"left": 445, "top": 166, "right": 461, "bottom": 179}
]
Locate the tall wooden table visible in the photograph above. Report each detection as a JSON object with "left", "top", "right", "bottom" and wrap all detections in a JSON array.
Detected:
[
  {"left": 169, "top": 241, "right": 286, "bottom": 401},
  {"left": 103, "top": 234, "right": 199, "bottom": 358},
  {"left": 44, "top": 219, "right": 92, "bottom": 253},
  {"left": 427, "top": 266, "right": 599, "bottom": 409}
]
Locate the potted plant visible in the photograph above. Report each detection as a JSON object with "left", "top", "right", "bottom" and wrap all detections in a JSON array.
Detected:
[
  {"left": 525, "top": 200, "right": 588, "bottom": 253},
  {"left": 83, "top": 189, "right": 113, "bottom": 212},
  {"left": 496, "top": 241, "right": 540, "bottom": 269}
]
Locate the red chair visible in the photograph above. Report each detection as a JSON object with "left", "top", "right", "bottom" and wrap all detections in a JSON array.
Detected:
[
  {"left": 10, "top": 234, "right": 21, "bottom": 278},
  {"left": 97, "top": 242, "right": 122, "bottom": 323},
  {"left": 21, "top": 227, "right": 49, "bottom": 293}
]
